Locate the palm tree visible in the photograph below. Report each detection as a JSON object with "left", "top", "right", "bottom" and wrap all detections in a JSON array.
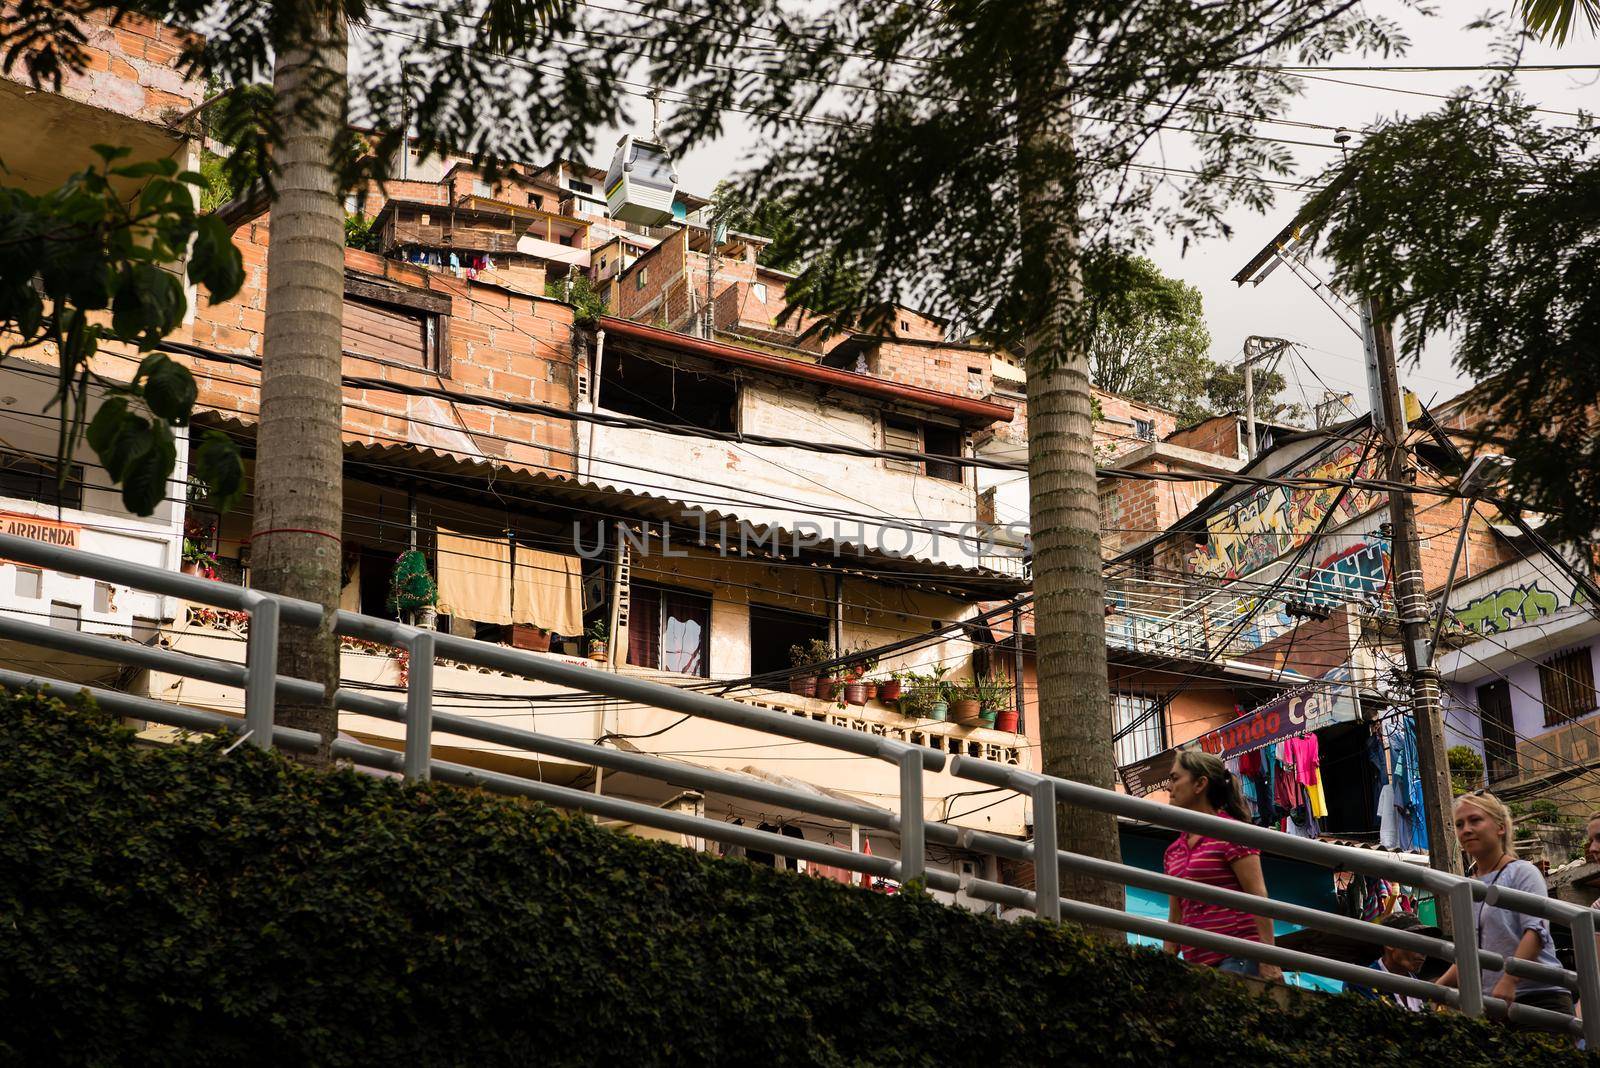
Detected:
[{"left": 1521, "top": 0, "right": 1600, "bottom": 41}]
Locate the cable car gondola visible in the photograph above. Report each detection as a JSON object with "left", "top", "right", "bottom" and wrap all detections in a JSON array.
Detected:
[{"left": 605, "top": 133, "right": 678, "bottom": 226}]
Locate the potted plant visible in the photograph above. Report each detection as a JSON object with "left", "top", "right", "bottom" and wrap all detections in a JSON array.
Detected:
[
  {"left": 787, "top": 638, "right": 832, "bottom": 697},
  {"left": 815, "top": 673, "right": 841, "bottom": 701},
  {"left": 386, "top": 549, "right": 438, "bottom": 628},
  {"left": 877, "top": 672, "right": 904, "bottom": 703},
  {"left": 587, "top": 618, "right": 610, "bottom": 662},
  {"left": 946, "top": 679, "right": 983, "bottom": 725},
  {"left": 978, "top": 675, "right": 1015, "bottom": 730},
  {"left": 511, "top": 625, "right": 553, "bottom": 652},
  {"left": 900, "top": 672, "right": 947, "bottom": 722},
  {"left": 181, "top": 539, "right": 217, "bottom": 579}
]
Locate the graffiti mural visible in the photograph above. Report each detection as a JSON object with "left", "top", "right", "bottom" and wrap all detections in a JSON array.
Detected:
[
  {"left": 1454, "top": 582, "right": 1564, "bottom": 637},
  {"left": 1297, "top": 540, "right": 1391, "bottom": 610},
  {"left": 1190, "top": 442, "right": 1384, "bottom": 580}
]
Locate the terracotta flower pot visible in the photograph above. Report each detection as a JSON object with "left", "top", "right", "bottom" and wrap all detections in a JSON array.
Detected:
[
  {"left": 950, "top": 698, "right": 983, "bottom": 725},
  {"left": 181, "top": 561, "right": 201, "bottom": 576},
  {"left": 843, "top": 681, "right": 868, "bottom": 706},
  {"left": 789, "top": 674, "right": 817, "bottom": 698},
  {"left": 814, "top": 677, "right": 839, "bottom": 701},
  {"left": 589, "top": 640, "right": 608, "bottom": 663},
  {"left": 994, "top": 708, "right": 1020, "bottom": 733},
  {"left": 877, "top": 679, "right": 903, "bottom": 702},
  {"left": 862, "top": 681, "right": 878, "bottom": 701},
  {"left": 511, "top": 625, "right": 551, "bottom": 652}
]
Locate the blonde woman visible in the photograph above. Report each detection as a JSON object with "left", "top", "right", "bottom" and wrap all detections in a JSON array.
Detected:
[{"left": 1437, "top": 792, "right": 1572, "bottom": 1025}]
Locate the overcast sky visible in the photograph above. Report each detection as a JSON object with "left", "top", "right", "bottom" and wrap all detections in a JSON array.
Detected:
[{"left": 604, "top": 8, "right": 1598, "bottom": 419}]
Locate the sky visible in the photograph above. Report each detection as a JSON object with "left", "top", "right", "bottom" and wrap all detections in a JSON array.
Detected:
[{"left": 596, "top": 6, "right": 1599, "bottom": 421}]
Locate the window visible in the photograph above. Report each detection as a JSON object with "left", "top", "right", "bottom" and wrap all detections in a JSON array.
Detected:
[
  {"left": 899, "top": 319, "right": 910, "bottom": 331},
  {"left": 0, "top": 452, "right": 83, "bottom": 509},
  {"left": 48, "top": 600, "right": 80, "bottom": 632},
  {"left": 343, "top": 193, "right": 361, "bottom": 214},
  {"left": 1112, "top": 691, "right": 1164, "bottom": 766},
  {"left": 14, "top": 567, "right": 40, "bottom": 598},
  {"left": 749, "top": 603, "right": 829, "bottom": 683},
  {"left": 751, "top": 282, "right": 768, "bottom": 304},
  {"left": 472, "top": 179, "right": 492, "bottom": 197},
  {"left": 1477, "top": 679, "right": 1519, "bottom": 782},
  {"left": 967, "top": 365, "right": 984, "bottom": 394},
  {"left": 1133, "top": 417, "right": 1156, "bottom": 441},
  {"left": 883, "top": 417, "right": 922, "bottom": 473},
  {"left": 598, "top": 350, "right": 737, "bottom": 431},
  {"left": 569, "top": 178, "right": 594, "bottom": 194},
  {"left": 528, "top": 193, "right": 542, "bottom": 207},
  {"left": 340, "top": 278, "right": 451, "bottom": 371},
  {"left": 922, "top": 424, "right": 964, "bottom": 484},
  {"left": 93, "top": 582, "right": 115, "bottom": 614},
  {"left": 1539, "top": 646, "right": 1597, "bottom": 727},
  {"left": 635, "top": 266, "right": 649, "bottom": 290},
  {"left": 628, "top": 583, "right": 710, "bottom": 676}
]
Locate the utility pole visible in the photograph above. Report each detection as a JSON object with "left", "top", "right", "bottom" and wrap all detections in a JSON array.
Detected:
[
  {"left": 1241, "top": 336, "right": 1291, "bottom": 460},
  {"left": 1364, "top": 298, "right": 1462, "bottom": 902}
]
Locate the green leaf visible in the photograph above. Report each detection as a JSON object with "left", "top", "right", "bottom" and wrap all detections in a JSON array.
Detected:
[
  {"left": 188, "top": 215, "right": 244, "bottom": 303},
  {"left": 192, "top": 430, "right": 245, "bottom": 514},
  {"left": 139, "top": 353, "right": 197, "bottom": 425},
  {"left": 85, "top": 397, "right": 144, "bottom": 481},
  {"left": 110, "top": 158, "right": 179, "bottom": 181},
  {"left": 120, "top": 419, "right": 175, "bottom": 516}
]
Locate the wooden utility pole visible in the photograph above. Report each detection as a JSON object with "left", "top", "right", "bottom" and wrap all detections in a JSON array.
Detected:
[{"left": 1364, "top": 297, "right": 1462, "bottom": 904}]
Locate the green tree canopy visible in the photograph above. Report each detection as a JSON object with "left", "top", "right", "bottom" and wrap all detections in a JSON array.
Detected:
[
  {"left": 1085, "top": 255, "right": 1212, "bottom": 418},
  {"left": 1309, "top": 84, "right": 1600, "bottom": 543}
]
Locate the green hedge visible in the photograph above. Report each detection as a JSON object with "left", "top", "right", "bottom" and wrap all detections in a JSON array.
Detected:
[{"left": 0, "top": 690, "right": 1587, "bottom": 1066}]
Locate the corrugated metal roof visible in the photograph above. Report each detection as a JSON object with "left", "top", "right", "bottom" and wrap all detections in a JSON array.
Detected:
[{"left": 203, "top": 413, "right": 1027, "bottom": 597}]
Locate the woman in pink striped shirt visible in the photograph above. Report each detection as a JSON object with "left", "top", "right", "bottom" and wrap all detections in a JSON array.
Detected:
[{"left": 1162, "top": 749, "right": 1280, "bottom": 981}]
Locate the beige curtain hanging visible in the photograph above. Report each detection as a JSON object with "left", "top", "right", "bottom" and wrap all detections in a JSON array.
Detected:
[
  {"left": 512, "top": 546, "right": 583, "bottom": 636},
  {"left": 436, "top": 529, "right": 512, "bottom": 624}
]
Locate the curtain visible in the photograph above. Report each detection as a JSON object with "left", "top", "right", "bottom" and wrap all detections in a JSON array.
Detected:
[
  {"left": 629, "top": 584, "right": 660, "bottom": 669},
  {"left": 661, "top": 589, "right": 709, "bottom": 676},
  {"left": 436, "top": 529, "right": 511, "bottom": 624},
  {"left": 512, "top": 546, "right": 583, "bottom": 636}
]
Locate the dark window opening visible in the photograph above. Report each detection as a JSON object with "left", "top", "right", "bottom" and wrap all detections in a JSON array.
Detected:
[
  {"left": 1477, "top": 679, "right": 1519, "bottom": 782},
  {"left": 356, "top": 546, "right": 396, "bottom": 618},
  {"left": 1317, "top": 721, "right": 1379, "bottom": 835},
  {"left": 570, "top": 179, "right": 594, "bottom": 194},
  {"left": 1133, "top": 417, "right": 1156, "bottom": 441},
  {"left": 599, "top": 350, "right": 737, "bottom": 432},
  {"left": 0, "top": 452, "right": 83, "bottom": 509},
  {"left": 750, "top": 603, "right": 829, "bottom": 684},
  {"left": 923, "top": 424, "right": 964, "bottom": 483},
  {"left": 1540, "top": 646, "right": 1596, "bottom": 727},
  {"left": 628, "top": 583, "right": 710, "bottom": 676}
]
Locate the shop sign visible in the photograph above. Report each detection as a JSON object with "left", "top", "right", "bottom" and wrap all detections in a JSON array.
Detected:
[
  {"left": 0, "top": 512, "right": 80, "bottom": 550},
  {"left": 1192, "top": 667, "right": 1358, "bottom": 761},
  {"left": 1119, "top": 748, "right": 1177, "bottom": 798}
]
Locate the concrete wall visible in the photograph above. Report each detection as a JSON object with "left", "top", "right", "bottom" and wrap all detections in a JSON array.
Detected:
[{"left": 588, "top": 380, "right": 982, "bottom": 569}]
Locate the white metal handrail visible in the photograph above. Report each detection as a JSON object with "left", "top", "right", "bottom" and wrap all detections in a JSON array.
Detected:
[{"left": 1, "top": 530, "right": 1595, "bottom": 1040}]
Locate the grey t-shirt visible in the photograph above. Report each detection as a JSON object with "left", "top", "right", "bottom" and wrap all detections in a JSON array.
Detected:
[{"left": 1474, "top": 858, "right": 1564, "bottom": 995}]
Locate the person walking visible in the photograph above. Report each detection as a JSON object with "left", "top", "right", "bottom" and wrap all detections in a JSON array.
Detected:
[
  {"left": 1162, "top": 749, "right": 1281, "bottom": 981},
  {"left": 1437, "top": 792, "right": 1573, "bottom": 1026}
]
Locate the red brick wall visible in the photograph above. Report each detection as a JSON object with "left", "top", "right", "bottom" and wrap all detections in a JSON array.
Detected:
[
  {"left": 178, "top": 216, "right": 578, "bottom": 478},
  {"left": 1093, "top": 389, "right": 1178, "bottom": 462},
  {"left": 1166, "top": 414, "right": 1242, "bottom": 459},
  {"left": 867, "top": 342, "right": 992, "bottom": 397},
  {"left": 17, "top": 10, "right": 203, "bottom": 124}
]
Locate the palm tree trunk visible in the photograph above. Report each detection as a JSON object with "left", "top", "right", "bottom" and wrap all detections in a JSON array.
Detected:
[
  {"left": 1017, "top": 56, "right": 1125, "bottom": 921},
  {"left": 252, "top": 12, "right": 348, "bottom": 762}
]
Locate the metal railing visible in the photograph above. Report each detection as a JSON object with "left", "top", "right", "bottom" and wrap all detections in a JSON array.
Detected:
[{"left": 1, "top": 530, "right": 1595, "bottom": 1042}]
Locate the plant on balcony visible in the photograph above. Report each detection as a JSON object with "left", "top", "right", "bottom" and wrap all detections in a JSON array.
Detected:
[
  {"left": 976, "top": 675, "right": 1017, "bottom": 732},
  {"left": 180, "top": 538, "right": 217, "bottom": 580},
  {"left": 899, "top": 671, "right": 948, "bottom": 722},
  {"left": 386, "top": 550, "right": 438, "bottom": 627},
  {"left": 587, "top": 619, "right": 610, "bottom": 663},
  {"left": 787, "top": 638, "right": 834, "bottom": 698},
  {"left": 945, "top": 679, "right": 983, "bottom": 726}
]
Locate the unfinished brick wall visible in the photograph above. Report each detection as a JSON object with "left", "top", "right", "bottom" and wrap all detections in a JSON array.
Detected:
[
  {"left": 179, "top": 217, "right": 579, "bottom": 478},
  {"left": 1093, "top": 390, "right": 1178, "bottom": 461},
  {"left": 15, "top": 10, "right": 203, "bottom": 124},
  {"left": 867, "top": 341, "right": 992, "bottom": 398},
  {"left": 613, "top": 233, "right": 759, "bottom": 333},
  {"left": 1166, "top": 414, "right": 1242, "bottom": 459}
]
